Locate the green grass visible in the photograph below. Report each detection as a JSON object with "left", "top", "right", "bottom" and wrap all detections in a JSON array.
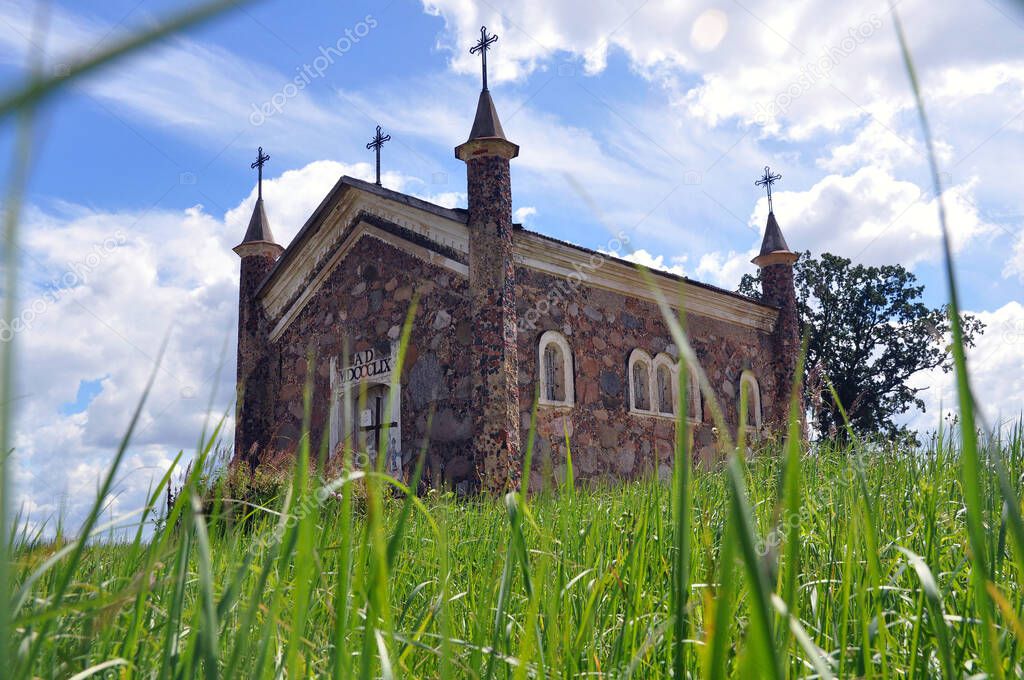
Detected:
[
  {"left": 5, "top": 428, "right": 1024, "bottom": 678},
  {"left": 4, "top": 2, "right": 1024, "bottom": 678}
]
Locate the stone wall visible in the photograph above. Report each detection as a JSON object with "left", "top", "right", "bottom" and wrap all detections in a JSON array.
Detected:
[
  {"left": 464, "top": 150, "right": 521, "bottom": 492},
  {"left": 235, "top": 250, "right": 279, "bottom": 467},
  {"left": 261, "top": 234, "right": 479, "bottom": 490},
  {"left": 759, "top": 261, "right": 801, "bottom": 429},
  {"left": 242, "top": 223, "right": 787, "bottom": 493},
  {"left": 514, "top": 266, "right": 782, "bottom": 489}
]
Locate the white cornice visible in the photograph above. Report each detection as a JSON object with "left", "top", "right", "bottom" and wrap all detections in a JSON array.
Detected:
[
  {"left": 514, "top": 232, "right": 778, "bottom": 332},
  {"left": 261, "top": 189, "right": 470, "bottom": 332},
  {"left": 267, "top": 221, "right": 467, "bottom": 343},
  {"left": 256, "top": 183, "right": 777, "bottom": 341}
]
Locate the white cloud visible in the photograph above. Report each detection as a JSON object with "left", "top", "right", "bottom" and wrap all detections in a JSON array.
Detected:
[
  {"left": 908, "top": 302, "right": 1024, "bottom": 435},
  {"left": 695, "top": 249, "right": 755, "bottom": 289},
  {"left": 692, "top": 165, "right": 995, "bottom": 290},
  {"left": 0, "top": 0, "right": 368, "bottom": 149},
  {"left": 10, "top": 158, "right": 447, "bottom": 536},
  {"left": 753, "top": 166, "right": 993, "bottom": 267},
  {"left": 1006, "top": 232, "right": 1024, "bottom": 283},
  {"left": 514, "top": 206, "right": 537, "bottom": 224},
  {"left": 616, "top": 248, "right": 688, "bottom": 277}
]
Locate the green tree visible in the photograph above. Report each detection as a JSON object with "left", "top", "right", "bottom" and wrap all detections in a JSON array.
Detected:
[{"left": 739, "top": 252, "right": 984, "bottom": 441}]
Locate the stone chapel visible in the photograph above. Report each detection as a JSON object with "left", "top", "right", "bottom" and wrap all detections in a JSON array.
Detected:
[{"left": 232, "top": 36, "right": 800, "bottom": 493}]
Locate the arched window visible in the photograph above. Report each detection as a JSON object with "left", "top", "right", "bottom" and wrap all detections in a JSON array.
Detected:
[
  {"left": 652, "top": 353, "right": 677, "bottom": 416},
  {"left": 628, "top": 349, "right": 653, "bottom": 413},
  {"left": 538, "top": 330, "right": 574, "bottom": 406},
  {"left": 739, "top": 371, "right": 762, "bottom": 431},
  {"left": 686, "top": 364, "right": 702, "bottom": 424}
]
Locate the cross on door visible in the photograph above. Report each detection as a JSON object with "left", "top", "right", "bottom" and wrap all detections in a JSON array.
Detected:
[{"left": 360, "top": 391, "right": 398, "bottom": 456}]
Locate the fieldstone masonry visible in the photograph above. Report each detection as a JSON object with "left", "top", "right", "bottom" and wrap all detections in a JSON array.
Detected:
[
  {"left": 231, "top": 77, "right": 801, "bottom": 493},
  {"left": 233, "top": 197, "right": 283, "bottom": 466},
  {"left": 458, "top": 135, "right": 523, "bottom": 493}
]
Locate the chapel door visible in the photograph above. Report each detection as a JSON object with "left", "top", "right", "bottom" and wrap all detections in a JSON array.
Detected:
[{"left": 356, "top": 384, "right": 402, "bottom": 479}]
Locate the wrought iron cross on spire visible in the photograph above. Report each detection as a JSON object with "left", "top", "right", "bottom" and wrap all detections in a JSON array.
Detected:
[
  {"left": 251, "top": 146, "right": 270, "bottom": 199},
  {"left": 366, "top": 125, "right": 391, "bottom": 186},
  {"left": 755, "top": 165, "right": 782, "bottom": 213},
  {"left": 470, "top": 25, "right": 498, "bottom": 91}
]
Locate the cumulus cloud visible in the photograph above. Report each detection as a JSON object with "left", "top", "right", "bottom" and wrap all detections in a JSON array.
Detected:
[
  {"left": 10, "top": 158, "right": 442, "bottom": 536},
  {"left": 1005, "top": 232, "right": 1024, "bottom": 283},
  {"left": 616, "top": 248, "right": 688, "bottom": 277},
  {"left": 10, "top": 202, "right": 236, "bottom": 535},
  {"left": 908, "top": 302, "right": 1024, "bottom": 435},
  {"left": 758, "top": 166, "right": 992, "bottom": 267},
  {"left": 514, "top": 206, "right": 537, "bottom": 225},
  {"left": 693, "top": 165, "right": 995, "bottom": 288}
]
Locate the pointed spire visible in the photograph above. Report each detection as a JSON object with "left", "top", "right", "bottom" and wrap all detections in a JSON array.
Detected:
[
  {"left": 759, "top": 211, "right": 789, "bottom": 255},
  {"left": 752, "top": 211, "right": 797, "bottom": 267},
  {"left": 241, "top": 197, "right": 276, "bottom": 244},
  {"left": 456, "top": 26, "right": 518, "bottom": 160},
  {"left": 752, "top": 165, "right": 797, "bottom": 267},
  {"left": 468, "top": 89, "right": 507, "bottom": 141},
  {"left": 234, "top": 148, "right": 282, "bottom": 257}
]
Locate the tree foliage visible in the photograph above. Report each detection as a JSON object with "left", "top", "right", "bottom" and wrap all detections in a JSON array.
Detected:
[{"left": 739, "top": 252, "right": 984, "bottom": 441}]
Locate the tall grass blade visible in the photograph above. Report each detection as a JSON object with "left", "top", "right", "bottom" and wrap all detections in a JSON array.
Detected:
[
  {"left": 891, "top": 7, "right": 1002, "bottom": 678},
  {"left": 0, "top": 0, "right": 262, "bottom": 120}
]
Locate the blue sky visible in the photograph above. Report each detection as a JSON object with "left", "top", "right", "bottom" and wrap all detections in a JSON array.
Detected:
[{"left": 1, "top": 0, "right": 1022, "bottom": 531}]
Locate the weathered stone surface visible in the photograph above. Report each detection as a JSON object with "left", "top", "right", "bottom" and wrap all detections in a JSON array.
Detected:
[
  {"left": 433, "top": 309, "right": 452, "bottom": 329},
  {"left": 455, "top": 319, "right": 473, "bottom": 346},
  {"left": 451, "top": 139, "right": 524, "bottom": 494},
  {"left": 235, "top": 168, "right": 795, "bottom": 493},
  {"left": 431, "top": 408, "right": 472, "bottom": 442},
  {"left": 620, "top": 311, "right": 642, "bottom": 329},
  {"left": 615, "top": 442, "right": 636, "bottom": 474},
  {"left": 408, "top": 353, "right": 447, "bottom": 408},
  {"left": 599, "top": 370, "right": 622, "bottom": 397},
  {"left": 598, "top": 425, "right": 618, "bottom": 448},
  {"left": 369, "top": 289, "right": 383, "bottom": 314}
]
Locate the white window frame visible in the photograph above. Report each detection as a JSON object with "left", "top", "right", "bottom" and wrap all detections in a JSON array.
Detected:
[
  {"left": 739, "top": 371, "right": 762, "bottom": 432},
  {"left": 686, "top": 364, "right": 702, "bottom": 424},
  {"left": 538, "top": 330, "right": 574, "bottom": 407},
  {"left": 628, "top": 349, "right": 655, "bottom": 415},
  {"left": 652, "top": 353, "right": 679, "bottom": 417}
]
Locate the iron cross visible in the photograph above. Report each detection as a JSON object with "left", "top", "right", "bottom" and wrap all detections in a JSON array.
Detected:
[
  {"left": 470, "top": 25, "right": 498, "bottom": 91},
  {"left": 755, "top": 165, "right": 782, "bottom": 213},
  {"left": 365, "top": 125, "right": 391, "bottom": 186},
  {"left": 360, "top": 393, "right": 398, "bottom": 455},
  {"left": 251, "top": 146, "right": 270, "bottom": 199}
]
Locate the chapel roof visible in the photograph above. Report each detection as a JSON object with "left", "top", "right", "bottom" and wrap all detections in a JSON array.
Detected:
[{"left": 254, "top": 176, "right": 773, "bottom": 313}]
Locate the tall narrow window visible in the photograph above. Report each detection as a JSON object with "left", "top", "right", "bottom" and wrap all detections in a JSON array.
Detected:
[
  {"left": 538, "top": 331, "right": 574, "bottom": 406},
  {"left": 740, "top": 371, "right": 762, "bottom": 432},
  {"left": 544, "top": 344, "right": 564, "bottom": 402},
  {"left": 633, "top": 362, "right": 651, "bottom": 411},
  {"left": 628, "top": 349, "right": 654, "bottom": 413},
  {"left": 687, "top": 365, "right": 702, "bottom": 424},
  {"left": 656, "top": 364, "right": 673, "bottom": 414}
]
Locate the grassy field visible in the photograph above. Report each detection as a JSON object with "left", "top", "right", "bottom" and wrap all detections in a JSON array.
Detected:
[
  {"left": 6, "top": 426, "right": 1024, "bottom": 679},
  {"left": 3, "top": 2, "right": 1022, "bottom": 678}
]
